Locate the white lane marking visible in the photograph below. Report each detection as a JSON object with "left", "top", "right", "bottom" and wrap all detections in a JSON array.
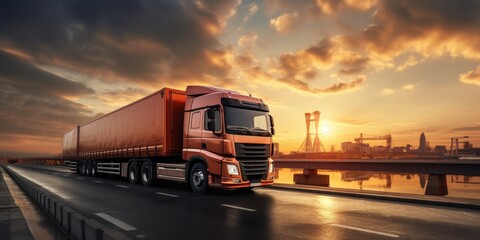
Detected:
[
  {"left": 155, "top": 192, "right": 179, "bottom": 198},
  {"left": 7, "top": 166, "right": 72, "bottom": 200},
  {"left": 331, "top": 224, "right": 400, "bottom": 238},
  {"left": 95, "top": 213, "right": 137, "bottom": 231},
  {"left": 76, "top": 177, "right": 84, "bottom": 180},
  {"left": 116, "top": 184, "right": 130, "bottom": 189},
  {"left": 92, "top": 180, "right": 103, "bottom": 183},
  {"left": 221, "top": 204, "right": 256, "bottom": 212}
]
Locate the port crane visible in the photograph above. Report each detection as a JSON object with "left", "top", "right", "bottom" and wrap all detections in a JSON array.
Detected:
[
  {"left": 450, "top": 136, "right": 469, "bottom": 155},
  {"left": 355, "top": 133, "right": 392, "bottom": 153}
]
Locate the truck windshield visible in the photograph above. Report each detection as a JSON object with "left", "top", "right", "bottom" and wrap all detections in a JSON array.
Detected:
[{"left": 224, "top": 107, "right": 271, "bottom": 136}]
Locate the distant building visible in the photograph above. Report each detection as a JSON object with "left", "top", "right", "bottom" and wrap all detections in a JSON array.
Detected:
[
  {"left": 434, "top": 145, "right": 447, "bottom": 154},
  {"left": 406, "top": 144, "right": 413, "bottom": 152},
  {"left": 372, "top": 145, "right": 389, "bottom": 153},
  {"left": 341, "top": 141, "right": 371, "bottom": 153},
  {"left": 463, "top": 141, "right": 473, "bottom": 149},
  {"left": 392, "top": 146, "right": 406, "bottom": 153},
  {"left": 418, "top": 132, "right": 427, "bottom": 152}
]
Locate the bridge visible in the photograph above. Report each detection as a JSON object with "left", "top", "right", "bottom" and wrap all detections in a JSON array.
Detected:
[{"left": 275, "top": 158, "right": 480, "bottom": 196}]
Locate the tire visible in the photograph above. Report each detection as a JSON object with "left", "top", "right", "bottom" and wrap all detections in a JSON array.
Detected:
[
  {"left": 141, "top": 161, "right": 153, "bottom": 186},
  {"left": 76, "top": 162, "right": 80, "bottom": 174},
  {"left": 128, "top": 161, "right": 139, "bottom": 184},
  {"left": 80, "top": 161, "right": 87, "bottom": 176},
  {"left": 91, "top": 161, "right": 97, "bottom": 177},
  {"left": 86, "top": 161, "right": 92, "bottom": 177},
  {"left": 189, "top": 162, "right": 208, "bottom": 194}
]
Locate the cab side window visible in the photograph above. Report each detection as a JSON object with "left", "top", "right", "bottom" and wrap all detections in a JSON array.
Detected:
[{"left": 191, "top": 112, "right": 200, "bottom": 129}]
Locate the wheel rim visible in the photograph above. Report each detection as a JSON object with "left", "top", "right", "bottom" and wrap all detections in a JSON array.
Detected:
[
  {"left": 142, "top": 168, "right": 149, "bottom": 183},
  {"left": 92, "top": 163, "right": 96, "bottom": 175},
  {"left": 129, "top": 167, "right": 136, "bottom": 181},
  {"left": 192, "top": 169, "right": 205, "bottom": 188}
]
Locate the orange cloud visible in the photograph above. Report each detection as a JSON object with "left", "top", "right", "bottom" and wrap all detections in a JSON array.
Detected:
[
  {"left": 344, "top": 0, "right": 480, "bottom": 61},
  {"left": 270, "top": 12, "right": 302, "bottom": 33},
  {"left": 238, "top": 32, "right": 258, "bottom": 48},
  {"left": 459, "top": 66, "right": 480, "bottom": 86}
]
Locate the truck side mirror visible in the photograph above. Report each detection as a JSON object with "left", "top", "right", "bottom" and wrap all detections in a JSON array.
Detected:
[
  {"left": 269, "top": 115, "right": 275, "bottom": 136},
  {"left": 207, "top": 121, "right": 216, "bottom": 131},
  {"left": 207, "top": 108, "right": 216, "bottom": 120}
]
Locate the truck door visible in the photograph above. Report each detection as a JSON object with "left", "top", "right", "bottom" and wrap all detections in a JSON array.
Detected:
[{"left": 201, "top": 108, "right": 224, "bottom": 175}]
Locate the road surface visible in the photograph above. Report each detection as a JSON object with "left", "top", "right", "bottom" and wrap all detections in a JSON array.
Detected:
[{"left": 6, "top": 164, "right": 480, "bottom": 240}]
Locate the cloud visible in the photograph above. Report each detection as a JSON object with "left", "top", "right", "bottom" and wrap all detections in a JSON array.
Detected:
[
  {"left": 452, "top": 125, "right": 480, "bottom": 131},
  {"left": 265, "top": 0, "right": 377, "bottom": 16},
  {"left": 396, "top": 56, "right": 420, "bottom": 71},
  {"left": 244, "top": 3, "right": 259, "bottom": 22},
  {"left": 312, "top": 76, "right": 365, "bottom": 94},
  {"left": 238, "top": 32, "right": 258, "bottom": 48},
  {"left": 96, "top": 87, "right": 151, "bottom": 107},
  {"left": 0, "top": 50, "right": 94, "bottom": 98},
  {"left": 315, "top": 0, "right": 378, "bottom": 15},
  {"left": 235, "top": 53, "right": 255, "bottom": 67},
  {"left": 0, "top": 51, "right": 97, "bottom": 144},
  {"left": 402, "top": 84, "right": 414, "bottom": 90},
  {"left": 344, "top": 0, "right": 480, "bottom": 60},
  {"left": 270, "top": 12, "right": 302, "bottom": 33},
  {"left": 382, "top": 88, "right": 395, "bottom": 95},
  {"left": 0, "top": 0, "right": 240, "bottom": 87},
  {"left": 459, "top": 66, "right": 480, "bottom": 86}
]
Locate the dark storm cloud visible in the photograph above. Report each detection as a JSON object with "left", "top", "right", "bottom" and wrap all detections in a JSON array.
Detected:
[
  {"left": 0, "top": 0, "right": 237, "bottom": 84},
  {"left": 0, "top": 50, "right": 94, "bottom": 97},
  {"left": 0, "top": 51, "right": 96, "bottom": 138}
]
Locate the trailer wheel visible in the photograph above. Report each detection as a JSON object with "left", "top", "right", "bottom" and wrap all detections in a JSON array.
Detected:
[
  {"left": 189, "top": 162, "right": 208, "bottom": 194},
  {"left": 141, "top": 161, "right": 153, "bottom": 186},
  {"left": 128, "top": 161, "right": 139, "bottom": 184},
  {"left": 80, "top": 161, "right": 87, "bottom": 176},
  {"left": 86, "top": 161, "right": 92, "bottom": 177},
  {"left": 91, "top": 161, "right": 97, "bottom": 177}
]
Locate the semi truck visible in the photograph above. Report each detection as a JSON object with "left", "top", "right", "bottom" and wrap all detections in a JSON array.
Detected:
[{"left": 62, "top": 86, "right": 275, "bottom": 193}]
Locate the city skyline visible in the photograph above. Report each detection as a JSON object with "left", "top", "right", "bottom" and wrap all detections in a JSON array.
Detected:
[{"left": 1, "top": 0, "right": 480, "bottom": 155}]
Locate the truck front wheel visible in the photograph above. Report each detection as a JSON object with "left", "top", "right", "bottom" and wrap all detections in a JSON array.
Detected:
[
  {"left": 128, "top": 161, "right": 139, "bottom": 184},
  {"left": 189, "top": 163, "right": 208, "bottom": 194}
]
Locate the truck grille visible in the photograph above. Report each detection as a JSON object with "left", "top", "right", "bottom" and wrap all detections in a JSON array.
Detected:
[{"left": 235, "top": 143, "right": 270, "bottom": 181}]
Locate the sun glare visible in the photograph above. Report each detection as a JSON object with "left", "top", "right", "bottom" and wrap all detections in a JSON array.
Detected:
[{"left": 322, "top": 126, "right": 329, "bottom": 134}]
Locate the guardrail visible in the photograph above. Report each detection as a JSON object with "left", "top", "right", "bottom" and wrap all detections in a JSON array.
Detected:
[{"left": 3, "top": 166, "right": 131, "bottom": 240}]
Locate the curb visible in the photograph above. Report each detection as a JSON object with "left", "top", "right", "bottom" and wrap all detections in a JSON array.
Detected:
[
  {"left": 269, "top": 183, "right": 480, "bottom": 210},
  {"left": 0, "top": 167, "right": 33, "bottom": 240},
  {"left": 3, "top": 166, "right": 132, "bottom": 240}
]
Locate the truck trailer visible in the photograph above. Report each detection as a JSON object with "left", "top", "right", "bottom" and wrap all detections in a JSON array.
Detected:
[{"left": 62, "top": 86, "right": 275, "bottom": 193}]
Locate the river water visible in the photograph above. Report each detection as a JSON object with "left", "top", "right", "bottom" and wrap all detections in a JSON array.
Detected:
[{"left": 275, "top": 168, "right": 480, "bottom": 199}]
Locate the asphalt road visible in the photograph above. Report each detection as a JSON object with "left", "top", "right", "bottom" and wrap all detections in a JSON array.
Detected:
[{"left": 6, "top": 164, "right": 480, "bottom": 240}]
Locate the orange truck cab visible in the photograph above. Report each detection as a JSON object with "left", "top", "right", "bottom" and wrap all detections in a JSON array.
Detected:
[{"left": 183, "top": 86, "right": 275, "bottom": 193}]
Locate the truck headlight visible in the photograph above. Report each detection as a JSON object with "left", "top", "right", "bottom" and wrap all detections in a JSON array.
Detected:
[
  {"left": 227, "top": 164, "right": 239, "bottom": 175},
  {"left": 269, "top": 162, "right": 274, "bottom": 173}
]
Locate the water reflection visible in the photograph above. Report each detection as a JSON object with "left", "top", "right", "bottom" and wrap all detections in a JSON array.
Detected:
[{"left": 275, "top": 168, "right": 480, "bottom": 199}]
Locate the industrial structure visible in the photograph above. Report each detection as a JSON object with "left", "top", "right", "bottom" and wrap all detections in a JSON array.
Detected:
[
  {"left": 354, "top": 133, "right": 392, "bottom": 153},
  {"left": 298, "top": 111, "right": 325, "bottom": 152},
  {"left": 450, "top": 136, "right": 469, "bottom": 155}
]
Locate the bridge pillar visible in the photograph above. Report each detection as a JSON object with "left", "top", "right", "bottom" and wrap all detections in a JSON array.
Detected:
[
  {"left": 293, "top": 169, "right": 329, "bottom": 186},
  {"left": 425, "top": 174, "right": 448, "bottom": 196}
]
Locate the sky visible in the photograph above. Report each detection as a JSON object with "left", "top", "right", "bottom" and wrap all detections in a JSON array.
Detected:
[{"left": 1, "top": 0, "right": 479, "bottom": 156}]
